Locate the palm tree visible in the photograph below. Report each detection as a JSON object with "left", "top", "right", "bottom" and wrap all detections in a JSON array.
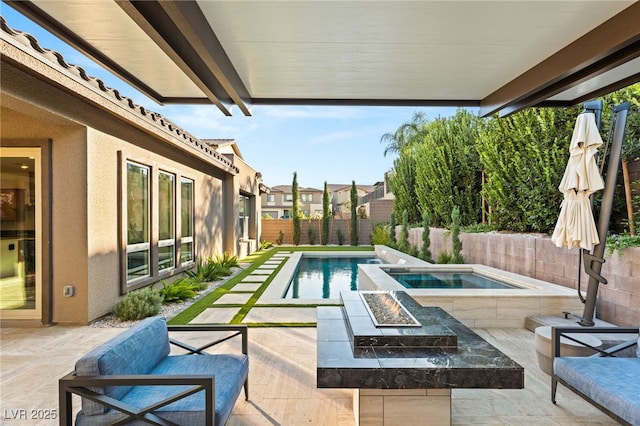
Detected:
[{"left": 380, "top": 112, "right": 428, "bottom": 157}]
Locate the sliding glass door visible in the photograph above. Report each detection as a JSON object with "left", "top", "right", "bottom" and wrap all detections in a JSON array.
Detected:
[{"left": 0, "top": 148, "right": 42, "bottom": 319}]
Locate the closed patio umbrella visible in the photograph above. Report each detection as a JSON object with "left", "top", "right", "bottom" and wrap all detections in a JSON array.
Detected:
[{"left": 551, "top": 112, "right": 604, "bottom": 251}]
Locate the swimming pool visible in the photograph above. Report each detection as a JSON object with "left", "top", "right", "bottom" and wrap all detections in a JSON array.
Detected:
[
  {"left": 283, "top": 256, "right": 379, "bottom": 299},
  {"left": 388, "top": 271, "right": 520, "bottom": 289}
]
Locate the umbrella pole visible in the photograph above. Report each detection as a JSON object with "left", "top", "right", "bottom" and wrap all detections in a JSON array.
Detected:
[
  {"left": 579, "top": 102, "right": 631, "bottom": 326},
  {"left": 576, "top": 101, "right": 603, "bottom": 305}
]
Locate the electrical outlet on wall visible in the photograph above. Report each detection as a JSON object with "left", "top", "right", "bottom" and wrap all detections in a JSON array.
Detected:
[{"left": 63, "top": 286, "right": 75, "bottom": 297}]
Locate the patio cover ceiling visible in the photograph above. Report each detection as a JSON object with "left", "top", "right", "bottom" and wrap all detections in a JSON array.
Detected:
[{"left": 6, "top": 0, "right": 640, "bottom": 117}]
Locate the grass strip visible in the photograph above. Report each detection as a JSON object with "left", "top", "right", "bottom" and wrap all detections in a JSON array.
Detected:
[
  {"left": 229, "top": 260, "right": 288, "bottom": 324},
  {"left": 168, "top": 248, "right": 277, "bottom": 324}
]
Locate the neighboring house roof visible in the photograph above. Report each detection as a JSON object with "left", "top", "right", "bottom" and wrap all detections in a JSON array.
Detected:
[
  {"left": 203, "top": 138, "right": 244, "bottom": 159},
  {"left": 269, "top": 185, "right": 322, "bottom": 193},
  {"left": 327, "top": 183, "right": 376, "bottom": 193},
  {"left": 0, "top": 17, "right": 239, "bottom": 174}
]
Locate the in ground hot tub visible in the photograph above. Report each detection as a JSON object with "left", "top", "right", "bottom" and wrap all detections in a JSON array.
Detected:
[{"left": 359, "top": 257, "right": 585, "bottom": 328}]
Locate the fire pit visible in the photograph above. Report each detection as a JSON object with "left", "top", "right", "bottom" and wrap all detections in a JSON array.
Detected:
[{"left": 359, "top": 291, "right": 420, "bottom": 327}]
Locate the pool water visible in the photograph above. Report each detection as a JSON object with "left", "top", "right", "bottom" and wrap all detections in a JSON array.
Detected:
[
  {"left": 388, "top": 272, "right": 520, "bottom": 289},
  {"left": 284, "top": 256, "right": 377, "bottom": 299}
]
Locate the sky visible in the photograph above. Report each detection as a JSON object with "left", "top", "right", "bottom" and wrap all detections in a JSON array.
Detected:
[{"left": 2, "top": 6, "right": 461, "bottom": 190}]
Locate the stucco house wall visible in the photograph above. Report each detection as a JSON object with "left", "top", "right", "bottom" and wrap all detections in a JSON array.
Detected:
[{"left": 1, "top": 21, "right": 263, "bottom": 325}]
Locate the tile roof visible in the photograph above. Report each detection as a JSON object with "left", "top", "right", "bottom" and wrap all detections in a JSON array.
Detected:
[{"left": 0, "top": 16, "right": 238, "bottom": 174}]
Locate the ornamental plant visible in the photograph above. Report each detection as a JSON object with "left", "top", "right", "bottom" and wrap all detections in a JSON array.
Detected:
[
  {"left": 397, "top": 209, "right": 410, "bottom": 253},
  {"left": 450, "top": 206, "right": 464, "bottom": 264},
  {"left": 420, "top": 210, "right": 433, "bottom": 262},
  {"left": 112, "top": 286, "right": 163, "bottom": 321}
]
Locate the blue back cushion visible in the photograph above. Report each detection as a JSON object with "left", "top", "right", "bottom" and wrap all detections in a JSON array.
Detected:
[{"left": 75, "top": 317, "right": 170, "bottom": 415}]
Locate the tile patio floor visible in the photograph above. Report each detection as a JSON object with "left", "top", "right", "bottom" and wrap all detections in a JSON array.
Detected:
[
  {"left": 0, "top": 252, "right": 620, "bottom": 424},
  {"left": 0, "top": 324, "right": 618, "bottom": 425}
]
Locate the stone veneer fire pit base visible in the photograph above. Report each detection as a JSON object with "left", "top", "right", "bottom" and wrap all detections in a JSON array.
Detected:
[{"left": 317, "top": 291, "right": 524, "bottom": 426}]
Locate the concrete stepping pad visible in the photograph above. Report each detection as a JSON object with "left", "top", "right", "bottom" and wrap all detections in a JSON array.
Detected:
[
  {"left": 191, "top": 307, "right": 239, "bottom": 324},
  {"left": 213, "top": 293, "right": 253, "bottom": 305},
  {"left": 243, "top": 307, "right": 317, "bottom": 324}
]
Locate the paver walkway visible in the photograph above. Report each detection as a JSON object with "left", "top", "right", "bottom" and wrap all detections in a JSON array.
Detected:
[{"left": 190, "top": 252, "right": 318, "bottom": 326}]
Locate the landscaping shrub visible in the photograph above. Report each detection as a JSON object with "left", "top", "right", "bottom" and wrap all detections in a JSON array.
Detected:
[
  {"left": 186, "top": 258, "right": 229, "bottom": 282},
  {"left": 308, "top": 226, "right": 317, "bottom": 245},
  {"left": 113, "top": 286, "right": 163, "bottom": 321},
  {"left": 437, "top": 251, "right": 452, "bottom": 264},
  {"left": 159, "top": 277, "right": 198, "bottom": 303},
  {"left": 370, "top": 223, "right": 390, "bottom": 245},
  {"left": 259, "top": 240, "right": 273, "bottom": 250},
  {"left": 210, "top": 252, "right": 239, "bottom": 269},
  {"left": 276, "top": 230, "right": 284, "bottom": 245},
  {"left": 337, "top": 228, "right": 345, "bottom": 245}
]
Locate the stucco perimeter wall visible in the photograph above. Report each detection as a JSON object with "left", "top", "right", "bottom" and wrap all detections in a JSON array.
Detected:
[{"left": 404, "top": 227, "right": 640, "bottom": 327}]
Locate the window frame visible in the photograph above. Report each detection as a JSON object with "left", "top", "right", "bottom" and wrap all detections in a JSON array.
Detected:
[
  {"left": 119, "top": 153, "right": 195, "bottom": 293},
  {"left": 124, "top": 160, "right": 151, "bottom": 285},
  {"left": 179, "top": 177, "right": 194, "bottom": 266},
  {"left": 158, "top": 170, "right": 176, "bottom": 272}
]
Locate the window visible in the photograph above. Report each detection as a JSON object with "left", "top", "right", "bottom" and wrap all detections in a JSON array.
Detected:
[
  {"left": 266, "top": 194, "right": 275, "bottom": 204},
  {"left": 126, "top": 162, "right": 150, "bottom": 282},
  {"left": 239, "top": 194, "right": 249, "bottom": 240},
  {"left": 158, "top": 171, "right": 175, "bottom": 271},
  {"left": 284, "top": 194, "right": 293, "bottom": 202},
  {"left": 180, "top": 178, "right": 194, "bottom": 264}
]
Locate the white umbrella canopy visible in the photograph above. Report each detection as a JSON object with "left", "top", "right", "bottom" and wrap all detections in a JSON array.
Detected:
[{"left": 551, "top": 113, "right": 604, "bottom": 251}]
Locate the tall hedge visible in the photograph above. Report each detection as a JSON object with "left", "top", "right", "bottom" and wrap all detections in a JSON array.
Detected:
[
  {"left": 414, "top": 109, "right": 482, "bottom": 227},
  {"left": 477, "top": 106, "right": 579, "bottom": 232},
  {"left": 389, "top": 153, "right": 420, "bottom": 223}
]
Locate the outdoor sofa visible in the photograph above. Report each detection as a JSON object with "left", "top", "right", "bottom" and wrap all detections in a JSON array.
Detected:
[
  {"left": 551, "top": 326, "right": 639, "bottom": 426},
  {"left": 59, "top": 317, "right": 248, "bottom": 425}
]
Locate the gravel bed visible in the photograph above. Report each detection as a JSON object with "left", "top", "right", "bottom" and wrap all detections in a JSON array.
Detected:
[{"left": 89, "top": 268, "right": 243, "bottom": 328}]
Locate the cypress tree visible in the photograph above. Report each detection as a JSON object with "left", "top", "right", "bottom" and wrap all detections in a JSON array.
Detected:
[
  {"left": 322, "top": 181, "right": 331, "bottom": 245},
  {"left": 350, "top": 181, "right": 359, "bottom": 246},
  {"left": 398, "top": 209, "right": 409, "bottom": 253},
  {"left": 450, "top": 206, "right": 464, "bottom": 263},
  {"left": 421, "top": 210, "right": 433, "bottom": 262},
  {"left": 389, "top": 211, "right": 397, "bottom": 247},
  {"left": 292, "top": 172, "right": 301, "bottom": 245}
]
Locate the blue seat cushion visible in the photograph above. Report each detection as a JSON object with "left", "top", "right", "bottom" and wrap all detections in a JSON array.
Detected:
[
  {"left": 75, "top": 353, "right": 248, "bottom": 426},
  {"left": 75, "top": 317, "right": 170, "bottom": 415},
  {"left": 554, "top": 357, "right": 640, "bottom": 425}
]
